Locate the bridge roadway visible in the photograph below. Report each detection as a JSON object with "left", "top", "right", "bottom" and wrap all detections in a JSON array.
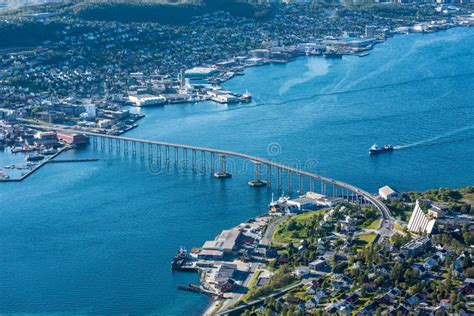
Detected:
[{"left": 32, "top": 126, "right": 394, "bottom": 232}]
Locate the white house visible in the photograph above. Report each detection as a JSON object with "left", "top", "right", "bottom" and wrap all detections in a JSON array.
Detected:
[{"left": 294, "top": 266, "right": 310, "bottom": 277}]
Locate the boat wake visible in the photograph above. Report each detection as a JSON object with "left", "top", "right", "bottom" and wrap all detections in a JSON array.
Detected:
[{"left": 394, "top": 125, "right": 474, "bottom": 150}]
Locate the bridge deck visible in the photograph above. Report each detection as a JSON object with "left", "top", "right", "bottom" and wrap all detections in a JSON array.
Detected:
[{"left": 29, "top": 125, "right": 393, "bottom": 226}]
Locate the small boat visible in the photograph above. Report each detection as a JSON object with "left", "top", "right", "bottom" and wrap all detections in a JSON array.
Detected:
[
  {"left": 25, "top": 154, "right": 44, "bottom": 161},
  {"left": 240, "top": 91, "right": 252, "bottom": 103},
  {"left": 323, "top": 51, "right": 343, "bottom": 59},
  {"left": 42, "top": 148, "right": 57, "bottom": 155},
  {"left": 369, "top": 144, "right": 394, "bottom": 155}
]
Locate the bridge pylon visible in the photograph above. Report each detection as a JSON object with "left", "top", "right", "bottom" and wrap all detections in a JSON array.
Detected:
[{"left": 213, "top": 154, "right": 231, "bottom": 179}]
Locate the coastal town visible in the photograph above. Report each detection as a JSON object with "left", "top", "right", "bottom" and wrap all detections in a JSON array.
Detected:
[
  {"left": 173, "top": 186, "right": 474, "bottom": 315},
  {"left": 1, "top": 1, "right": 474, "bottom": 180},
  {"left": 0, "top": 1, "right": 474, "bottom": 315}
]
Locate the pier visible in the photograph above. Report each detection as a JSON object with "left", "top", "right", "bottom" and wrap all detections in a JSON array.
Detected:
[{"left": 25, "top": 125, "right": 394, "bottom": 230}]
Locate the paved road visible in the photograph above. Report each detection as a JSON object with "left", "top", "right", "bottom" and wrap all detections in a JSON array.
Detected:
[
  {"left": 218, "top": 262, "right": 259, "bottom": 313},
  {"left": 216, "top": 277, "right": 315, "bottom": 315},
  {"left": 260, "top": 215, "right": 289, "bottom": 246}
]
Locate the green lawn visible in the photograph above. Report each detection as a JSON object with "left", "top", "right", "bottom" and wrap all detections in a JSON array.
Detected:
[
  {"left": 354, "top": 233, "right": 378, "bottom": 248},
  {"left": 394, "top": 222, "right": 404, "bottom": 232},
  {"left": 272, "top": 209, "right": 327, "bottom": 243},
  {"left": 364, "top": 219, "right": 381, "bottom": 230}
]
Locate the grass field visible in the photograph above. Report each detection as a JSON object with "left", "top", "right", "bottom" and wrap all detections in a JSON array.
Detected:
[
  {"left": 354, "top": 233, "right": 378, "bottom": 248},
  {"left": 272, "top": 209, "right": 327, "bottom": 243},
  {"left": 364, "top": 219, "right": 381, "bottom": 230}
]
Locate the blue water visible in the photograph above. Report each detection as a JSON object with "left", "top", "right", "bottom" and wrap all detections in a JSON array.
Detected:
[{"left": 1, "top": 27, "right": 474, "bottom": 315}]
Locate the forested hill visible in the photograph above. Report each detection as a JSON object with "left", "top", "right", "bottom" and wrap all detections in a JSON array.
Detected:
[
  {"left": 0, "top": 0, "right": 269, "bottom": 48},
  {"left": 71, "top": 0, "right": 269, "bottom": 23}
]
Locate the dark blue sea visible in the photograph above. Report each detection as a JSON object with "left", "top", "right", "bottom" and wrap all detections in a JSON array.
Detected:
[{"left": 1, "top": 27, "right": 473, "bottom": 314}]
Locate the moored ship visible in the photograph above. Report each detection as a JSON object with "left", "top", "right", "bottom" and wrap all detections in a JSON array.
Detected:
[
  {"left": 171, "top": 246, "right": 188, "bottom": 270},
  {"left": 25, "top": 154, "right": 44, "bottom": 161},
  {"left": 323, "top": 51, "right": 343, "bottom": 59},
  {"left": 240, "top": 91, "right": 252, "bottom": 103},
  {"left": 369, "top": 144, "right": 394, "bottom": 155}
]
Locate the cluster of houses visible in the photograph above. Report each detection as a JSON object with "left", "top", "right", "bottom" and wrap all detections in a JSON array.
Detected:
[
  {"left": 3, "top": 1, "right": 471, "bottom": 116},
  {"left": 259, "top": 237, "right": 473, "bottom": 315}
]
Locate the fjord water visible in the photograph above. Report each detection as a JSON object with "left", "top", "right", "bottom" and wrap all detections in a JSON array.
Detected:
[{"left": 1, "top": 27, "right": 474, "bottom": 314}]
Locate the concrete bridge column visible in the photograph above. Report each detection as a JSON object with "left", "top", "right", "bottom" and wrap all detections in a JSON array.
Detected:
[
  {"left": 266, "top": 165, "right": 271, "bottom": 186},
  {"left": 148, "top": 143, "right": 153, "bottom": 160},
  {"left": 183, "top": 148, "right": 188, "bottom": 169},
  {"left": 288, "top": 172, "right": 292, "bottom": 194},
  {"left": 93, "top": 136, "right": 97, "bottom": 148},
  {"left": 200, "top": 151, "right": 206, "bottom": 173},
  {"left": 116, "top": 139, "right": 121, "bottom": 153},
  {"left": 124, "top": 140, "right": 128, "bottom": 154},
  {"left": 140, "top": 143, "right": 145, "bottom": 157},
  {"left": 174, "top": 147, "right": 179, "bottom": 165},
  {"left": 165, "top": 146, "right": 170, "bottom": 163},
  {"left": 156, "top": 145, "right": 161, "bottom": 162},
  {"left": 248, "top": 162, "right": 267, "bottom": 187},
  {"left": 310, "top": 178, "right": 314, "bottom": 192},
  {"left": 213, "top": 155, "right": 231, "bottom": 179},
  {"left": 277, "top": 168, "right": 282, "bottom": 191},
  {"left": 210, "top": 153, "right": 215, "bottom": 174},
  {"left": 132, "top": 142, "right": 136, "bottom": 156},
  {"left": 192, "top": 149, "right": 196, "bottom": 171},
  {"left": 299, "top": 174, "right": 304, "bottom": 193}
]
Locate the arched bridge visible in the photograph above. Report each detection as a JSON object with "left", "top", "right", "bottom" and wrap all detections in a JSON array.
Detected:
[{"left": 33, "top": 126, "right": 394, "bottom": 234}]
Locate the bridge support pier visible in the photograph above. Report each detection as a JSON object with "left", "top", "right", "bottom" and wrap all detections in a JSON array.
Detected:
[
  {"left": 210, "top": 153, "right": 215, "bottom": 175},
  {"left": 132, "top": 142, "right": 136, "bottom": 156},
  {"left": 183, "top": 148, "right": 188, "bottom": 169},
  {"left": 200, "top": 151, "right": 206, "bottom": 173},
  {"left": 192, "top": 149, "right": 196, "bottom": 171},
  {"left": 309, "top": 178, "right": 314, "bottom": 192},
  {"left": 165, "top": 146, "right": 170, "bottom": 164},
  {"left": 248, "top": 162, "right": 267, "bottom": 187},
  {"left": 266, "top": 165, "right": 271, "bottom": 186},
  {"left": 140, "top": 143, "right": 144, "bottom": 158},
  {"left": 299, "top": 174, "right": 304, "bottom": 193},
  {"left": 288, "top": 172, "right": 292, "bottom": 194},
  {"left": 174, "top": 147, "right": 178, "bottom": 165},
  {"left": 213, "top": 155, "right": 231, "bottom": 179},
  {"left": 124, "top": 141, "right": 128, "bottom": 154},
  {"left": 277, "top": 168, "right": 282, "bottom": 192}
]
